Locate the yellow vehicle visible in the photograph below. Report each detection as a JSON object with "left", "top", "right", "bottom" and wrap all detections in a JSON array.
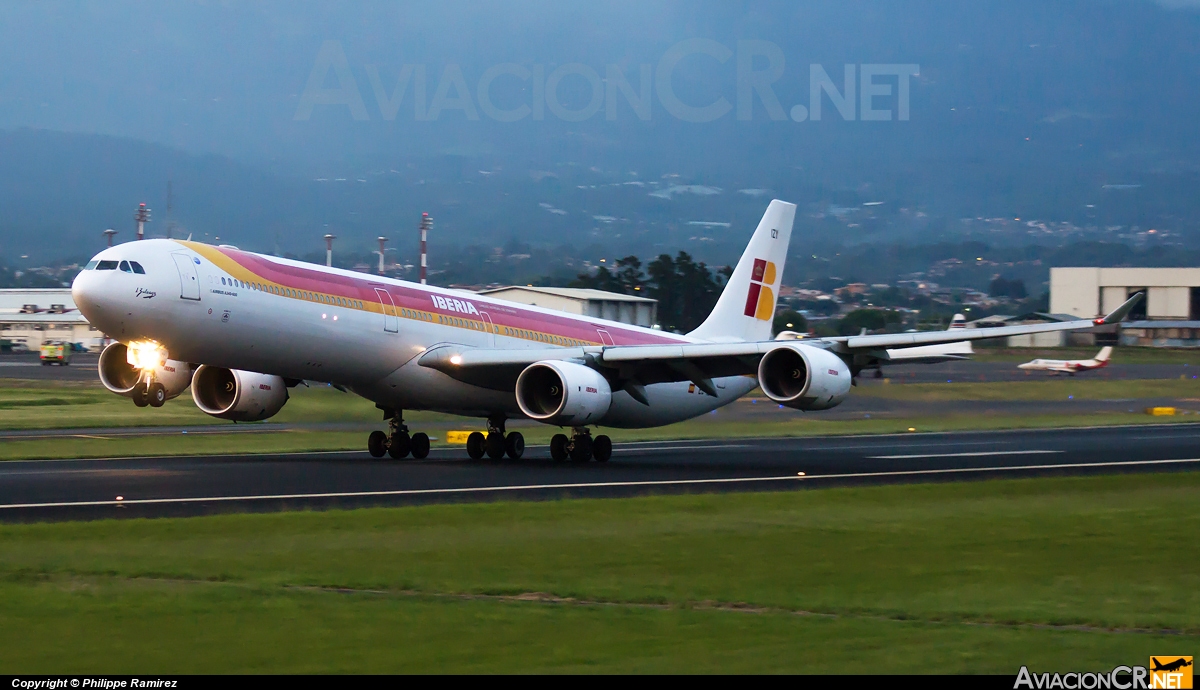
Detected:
[{"left": 39, "top": 342, "right": 73, "bottom": 366}]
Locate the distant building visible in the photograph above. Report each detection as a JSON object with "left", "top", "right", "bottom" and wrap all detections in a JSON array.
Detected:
[
  {"left": 477, "top": 286, "right": 658, "bottom": 328},
  {"left": 1050, "top": 267, "right": 1200, "bottom": 348},
  {"left": 0, "top": 288, "right": 106, "bottom": 351},
  {"left": 1051, "top": 267, "right": 1200, "bottom": 320}
]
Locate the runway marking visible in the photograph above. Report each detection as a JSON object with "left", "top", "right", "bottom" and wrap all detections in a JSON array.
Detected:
[
  {"left": 1, "top": 457, "right": 1198, "bottom": 511},
  {"left": 866, "top": 450, "right": 1061, "bottom": 460},
  {"left": 614, "top": 444, "right": 751, "bottom": 453}
]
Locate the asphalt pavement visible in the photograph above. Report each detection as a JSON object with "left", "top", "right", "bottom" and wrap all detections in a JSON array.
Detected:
[{"left": 1, "top": 423, "right": 1196, "bottom": 522}]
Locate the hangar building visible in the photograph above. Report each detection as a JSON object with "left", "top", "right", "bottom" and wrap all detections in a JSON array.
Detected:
[
  {"left": 1050, "top": 267, "right": 1200, "bottom": 347},
  {"left": 477, "top": 286, "right": 658, "bottom": 328},
  {"left": 0, "top": 288, "right": 106, "bottom": 351}
]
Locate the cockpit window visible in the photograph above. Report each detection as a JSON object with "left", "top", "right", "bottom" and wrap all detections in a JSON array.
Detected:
[
  {"left": 96, "top": 260, "right": 118, "bottom": 271},
  {"left": 84, "top": 260, "right": 99, "bottom": 270},
  {"left": 118, "top": 261, "right": 132, "bottom": 273},
  {"left": 130, "top": 261, "right": 146, "bottom": 274}
]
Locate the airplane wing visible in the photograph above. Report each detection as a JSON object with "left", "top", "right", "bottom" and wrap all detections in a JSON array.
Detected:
[{"left": 420, "top": 293, "right": 1143, "bottom": 394}]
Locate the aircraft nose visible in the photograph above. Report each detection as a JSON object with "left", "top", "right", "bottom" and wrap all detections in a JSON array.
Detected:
[{"left": 71, "top": 266, "right": 121, "bottom": 331}]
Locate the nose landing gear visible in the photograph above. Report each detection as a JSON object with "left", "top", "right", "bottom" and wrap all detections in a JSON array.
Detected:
[
  {"left": 131, "top": 379, "right": 166, "bottom": 408},
  {"left": 368, "top": 409, "right": 430, "bottom": 460},
  {"left": 550, "top": 428, "right": 612, "bottom": 462},
  {"left": 466, "top": 417, "right": 525, "bottom": 461}
]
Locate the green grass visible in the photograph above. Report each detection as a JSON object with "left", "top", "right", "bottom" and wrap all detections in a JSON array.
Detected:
[
  {"left": 858, "top": 377, "right": 1200, "bottom": 402},
  {"left": 0, "top": 378, "right": 382, "bottom": 430},
  {"left": 972, "top": 347, "right": 1199, "bottom": 364},
  {"left": 2, "top": 472, "right": 1197, "bottom": 672}
]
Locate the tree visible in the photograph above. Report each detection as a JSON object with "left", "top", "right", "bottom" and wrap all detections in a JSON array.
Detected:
[
  {"left": 646, "top": 252, "right": 729, "bottom": 332},
  {"left": 564, "top": 252, "right": 730, "bottom": 332},
  {"left": 989, "top": 276, "right": 1028, "bottom": 300},
  {"left": 838, "top": 309, "right": 902, "bottom": 336},
  {"left": 773, "top": 310, "right": 808, "bottom": 336}
]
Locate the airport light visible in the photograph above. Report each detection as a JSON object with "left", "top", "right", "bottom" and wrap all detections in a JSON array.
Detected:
[
  {"left": 419, "top": 213, "right": 432, "bottom": 284},
  {"left": 324, "top": 234, "right": 336, "bottom": 267},
  {"left": 135, "top": 203, "right": 151, "bottom": 241},
  {"left": 103, "top": 228, "right": 118, "bottom": 247}
]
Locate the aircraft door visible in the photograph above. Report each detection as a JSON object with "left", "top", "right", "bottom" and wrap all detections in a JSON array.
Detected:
[
  {"left": 479, "top": 312, "right": 496, "bottom": 347},
  {"left": 596, "top": 329, "right": 615, "bottom": 346},
  {"left": 373, "top": 288, "right": 399, "bottom": 333},
  {"left": 171, "top": 253, "right": 201, "bottom": 300}
]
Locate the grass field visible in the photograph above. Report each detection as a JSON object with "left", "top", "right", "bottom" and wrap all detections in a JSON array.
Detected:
[
  {"left": 1, "top": 472, "right": 1196, "bottom": 673},
  {"left": 971, "top": 347, "right": 1199, "bottom": 364}
]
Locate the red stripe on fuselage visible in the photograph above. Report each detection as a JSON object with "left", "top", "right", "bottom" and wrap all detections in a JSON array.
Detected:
[{"left": 212, "top": 246, "right": 683, "bottom": 347}]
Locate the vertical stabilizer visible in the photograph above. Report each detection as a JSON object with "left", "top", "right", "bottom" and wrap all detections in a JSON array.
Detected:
[
  {"left": 1095, "top": 346, "right": 1113, "bottom": 362},
  {"left": 689, "top": 200, "right": 797, "bottom": 342}
]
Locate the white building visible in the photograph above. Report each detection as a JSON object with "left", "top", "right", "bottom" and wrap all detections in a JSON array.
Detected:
[
  {"left": 1049, "top": 267, "right": 1200, "bottom": 348},
  {"left": 477, "top": 287, "right": 658, "bottom": 328},
  {"left": 1051, "top": 267, "right": 1200, "bottom": 320},
  {"left": 0, "top": 288, "right": 106, "bottom": 351}
]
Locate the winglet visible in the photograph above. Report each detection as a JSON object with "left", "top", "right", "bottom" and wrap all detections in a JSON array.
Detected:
[{"left": 1097, "top": 292, "right": 1143, "bottom": 325}]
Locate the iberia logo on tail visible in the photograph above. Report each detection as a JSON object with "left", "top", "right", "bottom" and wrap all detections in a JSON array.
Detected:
[{"left": 743, "top": 258, "right": 777, "bottom": 321}]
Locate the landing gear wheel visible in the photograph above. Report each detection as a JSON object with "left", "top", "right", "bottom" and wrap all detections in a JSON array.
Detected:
[
  {"left": 592, "top": 435, "right": 612, "bottom": 462},
  {"left": 410, "top": 432, "right": 430, "bottom": 459},
  {"left": 505, "top": 432, "right": 525, "bottom": 460},
  {"left": 388, "top": 431, "right": 411, "bottom": 459},
  {"left": 485, "top": 432, "right": 506, "bottom": 460},
  {"left": 133, "top": 389, "right": 150, "bottom": 407},
  {"left": 570, "top": 434, "right": 593, "bottom": 462},
  {"left": 550, "top": 434, "right": 569, "bottom": 461},
  {"left": 368, "top": 430, "right": 388, "bottom": 458},
  {"left": 148, "top": 383, "right": 167, "bottom": 408},
  {"left": 466, "top": 431, "right": 486, "bottom": 460}
]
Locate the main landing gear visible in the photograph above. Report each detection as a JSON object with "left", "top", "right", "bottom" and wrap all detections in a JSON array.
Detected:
[
  {"left": 466, "top": 417, "right": 525, "bottom": 461},
  {"left": 550, "top": 428, "right": 612, "bottom": 463},
  {"left": 368, "top": 409, "right": 430, "bottom": 460},
  {"left": 131, "top": 380, "right": 167, "bottom": 408}
]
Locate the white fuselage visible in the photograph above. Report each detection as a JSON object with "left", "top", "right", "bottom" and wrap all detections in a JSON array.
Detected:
[{"left": 72, "top": 240, "right": 755, "bottom": 428}]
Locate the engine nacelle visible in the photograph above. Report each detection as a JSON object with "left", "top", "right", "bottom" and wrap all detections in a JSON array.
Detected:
[
  {"left": 515, "top": 360, "right": 612, "bottom": 426},
  {"left": 98, "top": 341, "right": 190, "bottom": 401},
  {"left": 757, "top": 343, "right": 852, "bottom": 411},
  {"left": 190, "top": 365, "right": 289, "bottom": 422}
]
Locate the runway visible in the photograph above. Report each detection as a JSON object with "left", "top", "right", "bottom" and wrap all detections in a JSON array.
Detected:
[{"left": 1, "top": 423, "right": 1197, "bottom": 521}]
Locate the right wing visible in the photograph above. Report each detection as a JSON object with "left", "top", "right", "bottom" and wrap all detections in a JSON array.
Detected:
[{"left": 419, "top": 293, "right": 1144, "bottom": 393}]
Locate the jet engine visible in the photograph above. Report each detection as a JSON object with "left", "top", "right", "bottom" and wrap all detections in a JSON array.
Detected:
[
  {"left": 757, "top": 343, "right": 852, "bottom": 411},
  {"left": 98, "top": 341, "right": 191, "bottom": 407},
  {"left": 190, "top": 365, "right": 289, "bottom": 422},
  {"left": 515, "top": 360, "right": 612, "bottom": 426}
]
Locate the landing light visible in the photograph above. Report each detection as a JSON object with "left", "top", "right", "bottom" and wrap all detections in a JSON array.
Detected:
[
  {"left": 450, "top": 355, "right": 463, "bottom": 365},
  {"left": 126, "top": 341, "right": 166, "bottom": 370}
]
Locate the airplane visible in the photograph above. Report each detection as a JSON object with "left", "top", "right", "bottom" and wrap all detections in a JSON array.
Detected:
[
  {"left": 70, "top": 200, "right": 1144, "bottom": 463},
  {"left": 855, "top": 314, "right": 974, "bottom": 378},
  {"left": 1017, "top": 346, "right": 1113, "bottom": 375}
]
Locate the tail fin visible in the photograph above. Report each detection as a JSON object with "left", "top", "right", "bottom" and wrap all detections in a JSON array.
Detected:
[
  {"left": 1095, "top": 346, "right": 1113, "bottom": 362},
  {"left": 949, "top": 314, "right": 966, "bottom": 330},
  {"left": 689, "top": 200, "right": 796, "bottom": 342}
]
